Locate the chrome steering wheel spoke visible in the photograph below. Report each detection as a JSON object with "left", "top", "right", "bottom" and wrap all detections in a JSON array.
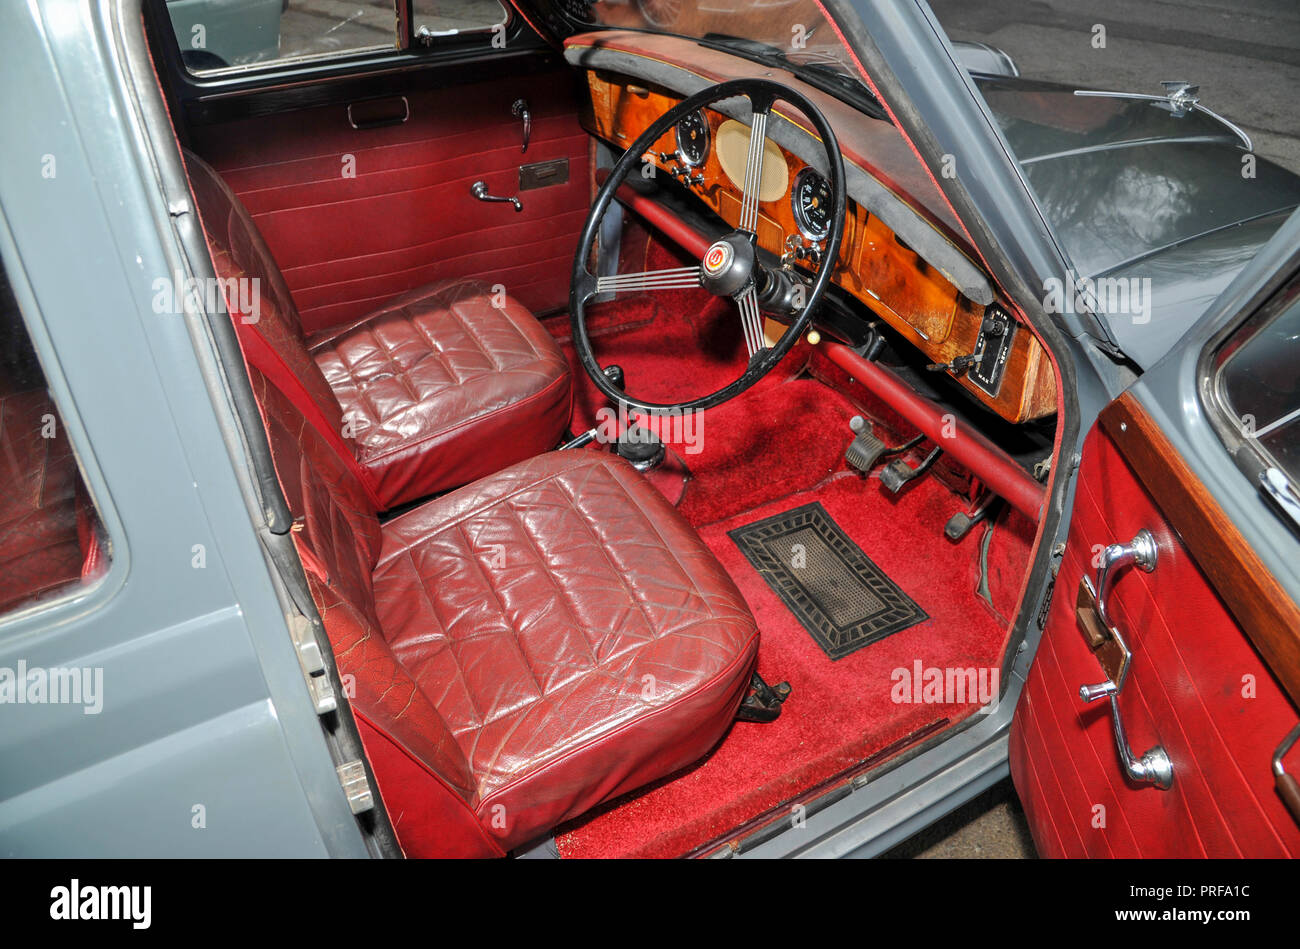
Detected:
[
  {"left": 738, "top": 103, "right": 770, "bottom": 237},
  {"left": 735, "top": 284, "right": 766, "bottom": 358},
  {"left": 594, "top": 265, "right": 703, "bottom": 295}
]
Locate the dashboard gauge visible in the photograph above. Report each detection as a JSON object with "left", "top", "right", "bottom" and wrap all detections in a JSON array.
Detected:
[
  {"left": 674, "top": 110, "right": 710, "bottom": 168},
  {"left": 791, "top": 167, "right": 833, "bottom": 241}
]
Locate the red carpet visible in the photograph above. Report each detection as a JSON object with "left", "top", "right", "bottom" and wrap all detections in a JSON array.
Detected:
[
  {"left": 549, "top": 239, "right": 852, "bottom": 525},
  {"left": 549, "top": 237, "right": 1021, "bottom": 858},
  {"left": 555, "top": 473, "right": 1012, "bottom": 858}
]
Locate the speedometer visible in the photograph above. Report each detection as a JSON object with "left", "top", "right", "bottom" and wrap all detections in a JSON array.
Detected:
[
  {"left": 674, "top": 110, "right": 710, "bottom": 168},
  {"left": 791, "top": 167, "right": 833, "bottom": 241}
]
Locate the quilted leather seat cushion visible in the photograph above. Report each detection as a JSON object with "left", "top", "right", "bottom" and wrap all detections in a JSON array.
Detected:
[
  {"left": 370, "top": 450, "right": 759, "bottom": 850},
  {"left": 310, "top": 280, "right": 572, "bottom": 506}
]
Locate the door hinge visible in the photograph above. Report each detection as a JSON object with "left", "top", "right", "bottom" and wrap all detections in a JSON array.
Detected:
[
  {"left": 287, "top": 613, "right": 336, "bottom": 715},
  {"left": 336, "top": 760, "right": 375, "bottom": 815}
]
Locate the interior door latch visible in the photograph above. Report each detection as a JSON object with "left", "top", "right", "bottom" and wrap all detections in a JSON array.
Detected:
[{"left": 512, "top": 98, "right": 531, "bottom": 153}]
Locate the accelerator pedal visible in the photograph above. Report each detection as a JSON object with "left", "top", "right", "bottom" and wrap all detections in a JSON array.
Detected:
[{"left": 944, "top": 491, "right": 1000, "bottom": 541}]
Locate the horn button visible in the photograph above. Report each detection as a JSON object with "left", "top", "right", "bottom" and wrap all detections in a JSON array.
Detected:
[{"left": 700, "top": 233, "right": 758, "bottom": 297}]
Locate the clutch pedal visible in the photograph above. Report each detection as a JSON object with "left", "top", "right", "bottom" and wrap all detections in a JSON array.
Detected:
[
  {"left": 845, "top": 416, "right": 924, "bottom": 474},
  {"left": 845, "top": 416, "right": 888, "bottom": 472}
]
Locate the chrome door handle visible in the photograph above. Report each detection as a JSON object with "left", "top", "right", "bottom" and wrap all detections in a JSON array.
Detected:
[
  {"left": 1077, "top": 529, "right": 1174, "bottom": 790},
  {"left": 512, "top": 98, "right": 531, "bottom": 153},
  {"left": 1274, "top": 723, "right": 1300, "bottom": 825},
  {"left": 470, "top": 180, "right": 522, "bottom": 212}
]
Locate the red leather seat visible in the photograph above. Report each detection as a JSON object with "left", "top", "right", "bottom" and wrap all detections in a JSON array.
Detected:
[
  {"left": 247, "top": 366, "right": 759, "bottom": 856},
  {"left": 184, "top": 151, "right": 572, "bottom": 509}
]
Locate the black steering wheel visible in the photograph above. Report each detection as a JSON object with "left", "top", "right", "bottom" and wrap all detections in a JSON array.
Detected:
[{"left": 569, "top": 78, "right": 847, "bottom": 415}]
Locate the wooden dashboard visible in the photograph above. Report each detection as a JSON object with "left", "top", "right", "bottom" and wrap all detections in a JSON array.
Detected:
[{"left": 580, "top": 70, "right": 1057, "bottom": 424}]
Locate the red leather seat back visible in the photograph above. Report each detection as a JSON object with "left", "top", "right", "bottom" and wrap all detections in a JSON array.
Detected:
[
  {"left": 243, "top": 365, "right": 496, "bottom": 850},
  {"left": 184, "top": 151, "right": 346, "bottom": 446}
]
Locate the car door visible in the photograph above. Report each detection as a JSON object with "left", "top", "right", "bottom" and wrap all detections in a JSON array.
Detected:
[
  {"left": 1009, "top": 221, "right": 1300, "bottom": 858},
  {"left": 149, "top": 0, "right": 591, "bottom": 333}
]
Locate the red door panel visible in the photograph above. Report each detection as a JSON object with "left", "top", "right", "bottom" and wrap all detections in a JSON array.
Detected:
[
  {"left": 190, "top": 70, "right": 590, "bottom": 333},
  {"left": 1010, "top": 410, "right": 1300, "bottom": 857}
]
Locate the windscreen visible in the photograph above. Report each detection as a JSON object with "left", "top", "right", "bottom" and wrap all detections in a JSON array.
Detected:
[{"left": 547, "top": 0, "right": 862, "bottom": 81}]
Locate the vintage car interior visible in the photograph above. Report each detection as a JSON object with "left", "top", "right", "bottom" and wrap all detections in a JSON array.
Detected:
[{"left": 125, "top": 0, "right": 1063, "bottom": 858}]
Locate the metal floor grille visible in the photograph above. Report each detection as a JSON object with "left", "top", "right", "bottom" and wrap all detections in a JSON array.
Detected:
[{"left": 729, "top": 502, "right": 927, "bottom": 660}]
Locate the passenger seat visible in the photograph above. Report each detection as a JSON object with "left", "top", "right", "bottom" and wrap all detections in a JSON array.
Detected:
[
  {"left": 184, "top": 150, "right": 572, "bottom": 510},
  {"left": 244, "top": 362, "right": 759, "bottom": 856}
]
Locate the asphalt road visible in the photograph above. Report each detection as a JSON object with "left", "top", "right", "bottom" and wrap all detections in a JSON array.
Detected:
[{"left": 882, "top": 778, "right": 1038, "bottom": 859}]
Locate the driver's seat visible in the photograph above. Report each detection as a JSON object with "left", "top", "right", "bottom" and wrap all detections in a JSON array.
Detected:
[{"left": 184, "top": 150, "right": 573, "bottom": 510}]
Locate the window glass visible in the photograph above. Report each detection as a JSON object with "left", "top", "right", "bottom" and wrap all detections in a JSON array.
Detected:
[
  {"left": 413, "top": 0, "right": 509, "bottom": 43},
  {"left": 168, "top": 0, "right": 398, "bottom": 73},
  {"left": 0, "top": 267, "right": 110, "bottom": 618},
  {"left": 1216, "top": 280, "right": 1300, "bottom": 479},
  {"left": 166, "top": 0, "right": 512, "bottom": 75}
]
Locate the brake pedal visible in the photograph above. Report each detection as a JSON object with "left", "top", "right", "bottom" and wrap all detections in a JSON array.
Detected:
[{"left": 880, "top": 445, "right": 943, "bottom": 494}]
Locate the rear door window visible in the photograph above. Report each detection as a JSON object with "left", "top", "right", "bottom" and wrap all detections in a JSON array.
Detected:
[{"left": 0, "top": 266, "right": 110, "bottom": 619}]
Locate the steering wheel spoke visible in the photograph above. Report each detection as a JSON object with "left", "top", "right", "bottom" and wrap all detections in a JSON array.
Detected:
[
  {"left": 595, "top": 265, "right": 703, "bottom": 296},
  {"left": 738, "top": 104, "right": 770, "bottom": 236},
  {"left": 735, "top": 285, "right": 767, "bottom": 358}
]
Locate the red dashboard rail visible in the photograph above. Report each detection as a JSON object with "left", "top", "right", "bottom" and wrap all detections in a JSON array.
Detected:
[
  {"left": 612, "top": 181, "right": 715, "bottom": 259},
  {"left": 823, "top": 342, "right": 1045, "bottom": 520}
]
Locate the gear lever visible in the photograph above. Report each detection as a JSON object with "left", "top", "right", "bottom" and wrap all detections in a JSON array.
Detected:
[{"left": 603, "top": 365, "right": 666, "bottom": 472}]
